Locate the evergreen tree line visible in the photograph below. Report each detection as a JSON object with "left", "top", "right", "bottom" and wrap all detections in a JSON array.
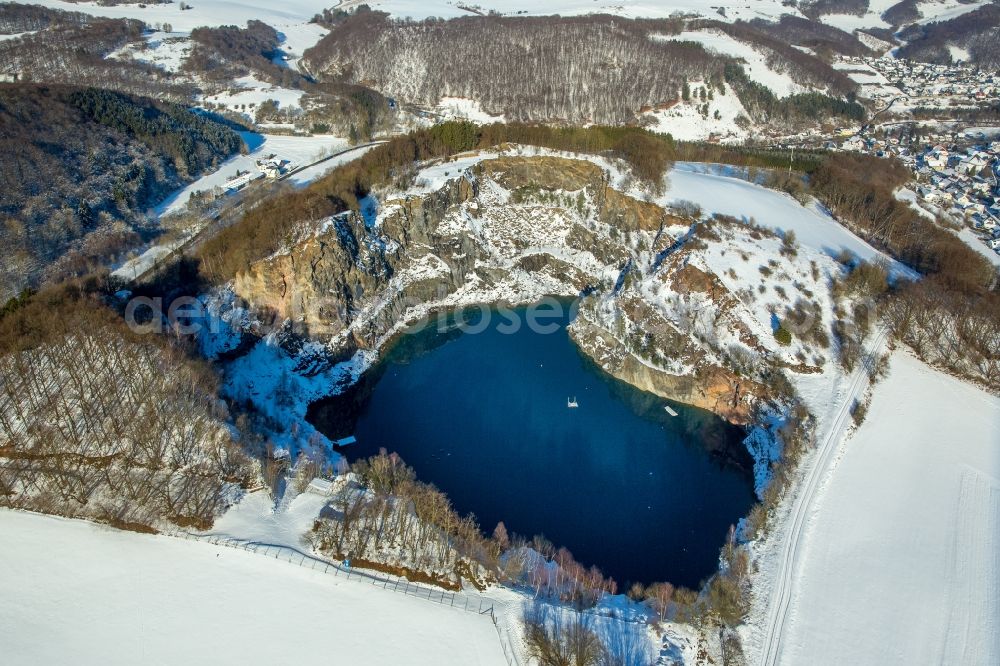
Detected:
[
  {"left": 723, "top": 62, "right": 865, "bottom": 124},
  {"left": 68, "top": 87, "right": 244, "bottom": 177}
]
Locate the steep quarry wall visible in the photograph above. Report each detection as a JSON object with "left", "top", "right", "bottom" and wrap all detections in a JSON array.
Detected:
[{"left": 228, "top": 154, "right": 772, "bottom": 424}]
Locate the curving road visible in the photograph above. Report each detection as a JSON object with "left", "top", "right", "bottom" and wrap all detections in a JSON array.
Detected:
[{"left": 758, "top": 329, "right": 890, "bottom": 666}]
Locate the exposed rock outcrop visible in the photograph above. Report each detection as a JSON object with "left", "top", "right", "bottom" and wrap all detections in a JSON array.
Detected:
[{"left": 228, "top": 153, "right": 777, "bottom": 423}]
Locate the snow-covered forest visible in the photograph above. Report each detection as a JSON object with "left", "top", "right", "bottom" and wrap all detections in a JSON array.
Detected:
[
  {"left": 0, "top": 291, "right": 258, "bottom": 530},
  {"left": 302, "top": 12, "right": 863, "bottom": 125}
]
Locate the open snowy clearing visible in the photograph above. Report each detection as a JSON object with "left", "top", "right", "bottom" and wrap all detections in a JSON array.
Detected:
[
  {"left": 0, "top": 509, "right": 507, "bottom": 666},
  {"left": 207, "top": 485, "right": 330, "bottom": 549},
  {"left": 776, "top": 351, "right": 1000, "bottom": 665},
  {"left": 333, "top": 0, "right": 806, "bottom": 21},
  {"left": 661, "top": 163, "right": 918, "bottom": 278},
  {"left": 155, "top": 132, "right": 351, "bottom": 216},
  {"left": 656, "top": 30, "right": 807, "bottom": 98},
  {"left": 32, "top": 0, "right": 332, "bottom": 35},
  {"left": 202, "top": 75, "right": 306, "bottom": 116},
  {"left": 642, "top": 86, "right": 749, "bottom": 142}
]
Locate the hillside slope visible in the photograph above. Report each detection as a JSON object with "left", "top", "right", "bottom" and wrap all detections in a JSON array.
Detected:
[
  {"left": 777, "top": 351, "right": 1000, "bottom": 665},
  {"left": 0, "top": 84, "right": 242, "bottom": 301},
  {"left": 0, "top": 509, "right": 507, "bottom": 666}
]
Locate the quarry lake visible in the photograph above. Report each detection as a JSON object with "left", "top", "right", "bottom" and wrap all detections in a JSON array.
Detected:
[{"left": 308, "top": 302, "right": 755, "bottom": 588}]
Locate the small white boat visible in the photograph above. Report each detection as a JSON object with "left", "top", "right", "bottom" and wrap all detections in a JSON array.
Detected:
[
  {"left": 567, "top": 397, "right": 579, "bottom": 408},
  {"left": 663, "top": 405, "right": 678, "bottom": 417}
]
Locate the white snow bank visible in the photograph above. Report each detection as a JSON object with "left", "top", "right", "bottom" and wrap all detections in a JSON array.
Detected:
[
  {"left": 0, "top": 509, "right": 507, "bottom": 666},
  {"left": 779, "top": 351, "right": 1000, "bottom": 666}
]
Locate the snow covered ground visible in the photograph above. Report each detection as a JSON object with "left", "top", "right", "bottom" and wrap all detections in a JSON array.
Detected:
[
  {"left": 0, "top": 509, "right": 507, "bottom": 666},
  {"left": 777, "top": 351, "right": 1000, "bottom": 665},
  {"left": 26, "top": 0, "right": 793, "bottom": 27},
  {"left": 661, "top": 163, "right": 918, "bottom": 278},
  {"left": 155, "top": 131, "right": 351, "bottom": 216},
  {"left": 642, "top": 87, "right": 749, "bottom": 143},
  {"left": 957, "top": 228, "right": 1000, "bottom": 268},
  {"left": 40, "top": 0, "right": 991, "bottom": 34},
  {"left": 111, "top": 238, "right": 185, "bottom": 281},
  {"left": 436, "top": 97, "right": 506, "bottom": 123},
  {"left": 112, "top": 134, "right": 370, "bottom": 281},
  {"left": 207, "top": 486, "right": 330, "bottom": 549},
  {"left": 202, "top": 75, "right": 306, "bottom": 116},
  {"left": 656, "top": 30, "right": 807, "bottom": 98}
]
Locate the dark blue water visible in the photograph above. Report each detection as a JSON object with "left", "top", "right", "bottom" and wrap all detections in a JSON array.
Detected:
[{"left": 308, "top": 304, "right": 754, "bottom": 588}]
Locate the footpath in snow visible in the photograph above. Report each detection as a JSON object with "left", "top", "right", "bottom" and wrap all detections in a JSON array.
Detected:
[
  {"left": 0, "top": 509, "right": 507, "bottom": 666},
  {"left": 777, "top": 351, "right": 1000, "bottom": 665}
]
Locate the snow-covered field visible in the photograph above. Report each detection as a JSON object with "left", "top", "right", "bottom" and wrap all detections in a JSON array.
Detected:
[
  {"left": 0, "top": 509, "right": 507, "bottom": 666},
  {"left": 642, "top": 87, "right": 749, "bottom": 143},
  {"left": 661, "top": 163, "right": 918, "bottom": 278},
  {"left": 156, "top": 132, "right": 352, "bottom": 216},
  {"left": 777, "top": 351, "right": 1000, "bottom": 665},
  {"left": 202, "top": 75, "right": 306, "bottom": 116},
  {"left": 436, "top": 97, "right": 506, "bottom": 123}
]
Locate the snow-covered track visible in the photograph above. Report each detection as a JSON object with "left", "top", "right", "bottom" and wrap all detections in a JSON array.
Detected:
[{"left": 758, "top": 328, "right": 890, "bottom": 666}]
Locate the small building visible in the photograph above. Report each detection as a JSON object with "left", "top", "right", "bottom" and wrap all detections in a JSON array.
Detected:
[{"left": 224, "top": 170, "right": 264, "bottom": 192}]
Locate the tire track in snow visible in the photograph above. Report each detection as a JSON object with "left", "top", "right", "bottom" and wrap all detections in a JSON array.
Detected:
[
  {"left": 942, "top": 467, "right": 1000, "bottom": 665},
  {"left": 758, "top": 329, "right": 890, "bottom": 666}
]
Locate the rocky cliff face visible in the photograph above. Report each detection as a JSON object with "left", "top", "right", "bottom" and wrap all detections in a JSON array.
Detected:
[
  {"left": 569, "top": 314, "right": 764, "bottom": 424},
  {"left": 227, "top": 152, "right": 778, "bottom": 424}
]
